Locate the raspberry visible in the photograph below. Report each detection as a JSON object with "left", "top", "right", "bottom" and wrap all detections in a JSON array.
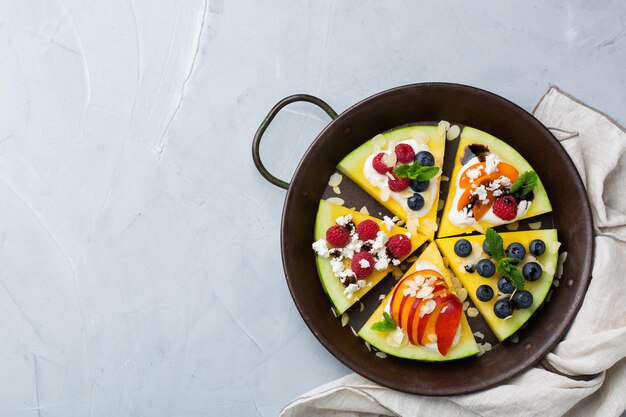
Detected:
[
  {"left": 356, "top": 219, "right": 379, "bottom": 241},
  {"left": 492, "top": 196, "right": 518, "bottom": 221},
  {"left": 387, "top": 234, "right": 412, "bottom": 258},
  {"left": 395, "top": 144, "right": 415, "bottom": 163},
  {"left": 351, "top": 251, "right": 375, "bottom": 279},
  {"left": 372, "top": 153, "right": 392, "bottom": 174},
  {"left": 388, "top": 172, "right": 410, "bottom": 192},
  {"left": 326, "top": 225, "right": 350, "bottom": 247}
]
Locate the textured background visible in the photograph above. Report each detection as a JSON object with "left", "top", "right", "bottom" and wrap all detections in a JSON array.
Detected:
[{"left": 0, "top": 0, "right": 624, "bottom": 416}]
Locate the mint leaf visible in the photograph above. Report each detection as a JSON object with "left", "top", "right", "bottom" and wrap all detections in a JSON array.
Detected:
[
  {"left": 393, "top": 162, "right": 439, "bottom": 182},
  {"left": 510, "top": 171, "right": 538, "bottom": 197},
  {"left": 497, "top": 258, "right": 525, "bottom": 291},
  {"left": 370, "top": 311, "right": 398, "bottom": 332},
  {"left": 485, "top": 228, "right": 505, "bottom": 261}
]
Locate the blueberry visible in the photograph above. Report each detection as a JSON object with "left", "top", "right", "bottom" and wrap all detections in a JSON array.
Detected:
[
  {"left": 454, "top": 239, "right": 472, "bottom": 257},
  {"left": 497, "top": 277, "right": 515, "bottom": 294},
  {"left": 476, "top": 259, "right": 496, "bottom": 277},
  {"left": 476, "top": 285, "right": 494, "bottom": 302},
  {"left": 529, "top": 239, "right": 546, "bottom": 256},
  {"left": 494, "top": 300, "right": 514, "bottom": 319},
  {"left": 410, "top": 179, "right": 429, "bottom": 192},
  {"left": 482, "top": 240, "right": 491, "bottom": 256},
  {"left": 407, "top": 193, "right": 425, "bottom": 211},
  {"left": 464, "top": 264, "right": 476, "bottom": 273},
  {"left": 414, "top": 151, "right": 435, "bottom": 166},
  {"left": 506, "top": 242, "right": 526, "bottom": 260},
  {"left": 522, "top": 261, "right": 542, "bottom": 281},
  {"left": 512, "top": 290, "right": 534, "bottom": 309}
]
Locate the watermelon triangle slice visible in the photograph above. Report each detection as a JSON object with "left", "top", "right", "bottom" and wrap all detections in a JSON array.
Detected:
[
  {"left": 314, "top": 199, "right": 429, "bottom": 314},
  {"left": 436, "top": 229, "right": 560, "bottom": 341},
  {"left": 438, "top": 127, "right": 552, "bottom": 238},
  {"left": 358, "top": 242, "right": 479, "bottom": 361},
  {"left": 337, "top": 125, "right": 446, "bottom": 240}
]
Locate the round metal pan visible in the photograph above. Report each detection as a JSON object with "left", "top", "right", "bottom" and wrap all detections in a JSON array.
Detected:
[{"left": 252, "top": 83, "right": 594, "bottom": 395}]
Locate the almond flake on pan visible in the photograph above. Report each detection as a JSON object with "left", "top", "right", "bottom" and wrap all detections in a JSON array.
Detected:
[
  {"left": 332, "top": 186, "right": 341, "bottom": 195},
  {"left": 327, "top": 197, "right": 345, "bottom": 206},
  {"left": 467, "top": 307, "right": 480, "bottom": 318},
  {"left": 473, "top": 331, "right": 485, "bottom": 340},
  {"left": 506, "top": 221, "right": 519, "bottom": 231},
  {"left": 341, "top": 313, "right": 349, "bottom": 327},
  {"left": 441, "top": 175, "right": 450, "bottom": 182},
  {"left": 375, "top": 351, "right": 388, "bottom": 359},
  {"left": 328, "top": 173, "right": 343, "bottom": 187},
  {"left": 528, "top": 221, "right": 542, "bottom": 230},
  {"left": 447, "top": 124, "right": 461, "bottom": 141},
  {"left": 359, "top": 206, "right": 369, "bottom": 215},
  {"left": 456, "top": 288, "right": 468, "bottom": 303}
]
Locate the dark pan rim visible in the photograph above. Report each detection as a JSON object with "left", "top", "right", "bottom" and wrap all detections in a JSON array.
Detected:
[{"left": 279, "top": 82, "right": 594, "bottom": 395}]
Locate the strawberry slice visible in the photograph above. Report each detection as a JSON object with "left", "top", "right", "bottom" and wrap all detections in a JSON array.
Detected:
[{"left": 434, "top": 298, "right": 463, "bottom": 356}]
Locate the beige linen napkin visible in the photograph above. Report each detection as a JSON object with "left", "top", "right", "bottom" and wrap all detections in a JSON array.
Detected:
[{"left": 281, "top": 86, "right": 626, "bottom": 417}]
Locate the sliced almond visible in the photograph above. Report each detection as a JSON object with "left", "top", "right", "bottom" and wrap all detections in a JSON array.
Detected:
[
  {"left": 359, "top": 206, "right": 369, "bottom": 215},
  {"left": 549, "top": 241, "right": 562, "bottom": 255},
  {"left": 386, "top": 328, "right": 408, "bottom": 347},
  {"left": 423, "top": 218, "right": 439, "bottom": 232},
  {"left": 341, "top": 313, "right": 349, "bottom": 327},
  {"left": 359, "top": 302, "right": 365, "bottom": 312},
  {"left": 467, "top": 307, "right": 480, "bottom": 317},
  {"left": 379, "top": 293, "right": 386, "bottom": 301},
  {"left": 447, "top": 124, "right": 461, "bottom": 141},
  {"left": 482, "top": 342, "right": 493, "bottom": 352},
  {"left": 411, "top": 129, "right": 430, "bottom": 144},
  {"left": 420, "top": 299, "right": 437, "bottom": 317},
  {"left": 473, "top": 331, "right": 485, "bottom": 340},
  {"left": 438, "top": 198, "right": 444, "bottom": 211},
  {"left": 441, "top": 175, "right": 450, "bottom": 182},
  {"left": 331, "top": 307, "right": 338, "bottom": 317},
  {"left": 416, "top": 285, "right": 434, "bottom": 299},
  {"left": 506, "top": 221, "right": 520, "bottom": 231},
  {"left": 456, "top": 288, "right": 468, "bottom": 303},
  {"left": 382, "top": 151, "right": 397, "bottom": 167},
  {"left": 392, "top": 267, "right": 403, "bottom": 279},
  {"left": 463, "top": 301, "right": 470, "bottom": 311},
  {"left": 326, "top": 197, "right": 344, "bottom": 206},
  {"left": 380, "top": 187, "right": 391, "bottom": 202},
  {"left": 365, "top": 341, "right": 372, "bottom": 351},
  {"left": 427, "top": 333, "right": 438, "bottom": 343},
  {"left": 328, "top": 173, "right": 343, "bottom": 187},
  {"left": 451, "top": 277, "right": 462, "bottom": 290},
  {"left": 350, "top": 326, "right": 358, "bottom": 337},
  {"left": 553, "top": 279, "right": 560, "bottom": 288},
  {"left": 528, "top": 221, "right": 542, "bottom": 230},
  {"left": 372, "top": 134, "right": 387, "bottom": 148},
  {"left": 375, "top": 351, "right": 388, "bottom": 358},
  {"left": 398, "top": 189, "right": 414, "bottom": 198},
  {"left": 332, "top": 185, "right": 341, "bottom": 195}
]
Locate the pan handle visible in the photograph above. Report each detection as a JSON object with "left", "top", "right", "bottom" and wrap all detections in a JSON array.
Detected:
[{"left": 252, "top": 94, "right": 338, "bottom": 189}]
